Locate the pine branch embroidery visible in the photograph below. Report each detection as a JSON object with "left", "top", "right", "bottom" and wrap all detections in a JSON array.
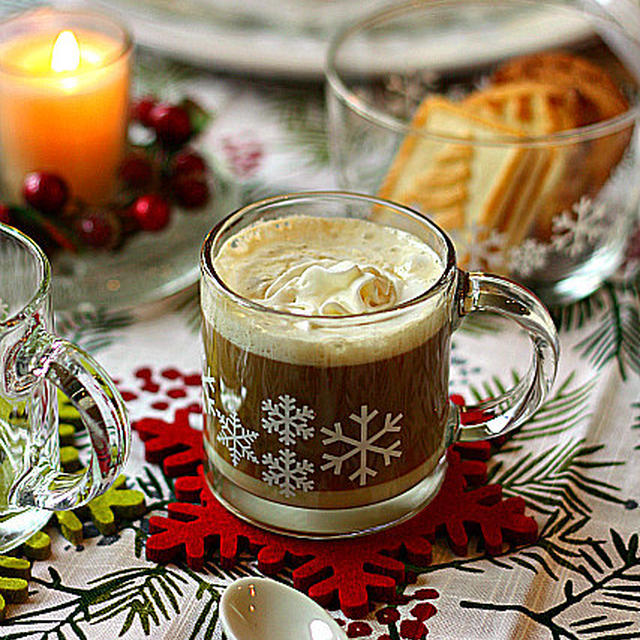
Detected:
[
  {"left": 460, "top": 529, "right": 640, "bottom": 638},
  {"left": 0, "top": 565, "right": 190, "bottom": 639},
  {"left": 494, "top": 439, "right": 625, "bottom": 517},
  {"left": 574, "top": 283, "right": 639, "bottom": 379},
  {"left": 550, "top": 281, "right": 640, "bottom": 379},
  {"left": 468, "top": 371, "right": 598, "bottom": 445}
]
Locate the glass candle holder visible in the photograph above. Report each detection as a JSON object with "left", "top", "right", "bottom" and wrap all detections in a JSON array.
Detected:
[{"left": 0, "top": 8, "right": 132, "bottom": 205}]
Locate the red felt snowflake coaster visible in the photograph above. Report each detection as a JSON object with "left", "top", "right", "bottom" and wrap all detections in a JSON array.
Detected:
[
  {"left": 128, "top": 367, "right": 538, "bottom": 619},
  {"left": 134, "top": 406, "right": 204, "bottom": 477},
  {"left": 146, "top": 450, "right": 537, "bottom": 619}
]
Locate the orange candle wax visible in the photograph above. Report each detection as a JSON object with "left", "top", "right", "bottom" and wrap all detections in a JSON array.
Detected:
[{"left": 0, "top": 10, "right": 131, "bottom": 205}]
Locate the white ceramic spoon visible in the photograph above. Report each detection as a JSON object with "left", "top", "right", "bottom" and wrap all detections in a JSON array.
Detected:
[{"left": 220, "top": 577, "right": 348, "bottom": 640}]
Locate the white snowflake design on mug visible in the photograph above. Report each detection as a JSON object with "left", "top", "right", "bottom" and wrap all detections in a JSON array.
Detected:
[
  {"left": 204, "top": 380, "right": 409, "bottom": 498},
  {"left": 320, "top": 405, "right": 403, "bottom": 487},
  {"left": 215, "top": 408, "right": 259, "bottom": 467}
]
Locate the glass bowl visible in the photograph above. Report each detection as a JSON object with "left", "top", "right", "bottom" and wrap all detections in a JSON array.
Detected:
[{"left": 325, "top": 0, "right": 640, "bottom": 305}]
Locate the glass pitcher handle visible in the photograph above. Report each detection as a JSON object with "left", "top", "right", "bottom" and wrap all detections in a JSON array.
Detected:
[
  {"left": 9, "top": 328, "right": 129, "bottom": 511},
  {"left": 454, "top": 270, "right": 560, "bottom": 442}
]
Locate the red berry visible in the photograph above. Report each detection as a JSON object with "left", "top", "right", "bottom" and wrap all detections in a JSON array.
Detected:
[
  {"left": 172, "top": 176, "right": 210, "bottom": 209},
  {"left": 149, "top": 103, "right": 192, "bottom": 147},
  {"left": 131, "top": 194, "right": 171, "bottom": 231},
  {"left": 76, "top": 211, "right": 119, "bottom": 249},
  {"left": 0, "top": 204, "right": 10, "bottom": 224},
  {"left": 131, "top": 96, "right": 156, "bottom": 127},
  {"left": 172, "top": 150, "right": 207, "bottom": 177},
  {"left": 120, "top": 154, "right": 153, "bottom": 188},
  {"left": 22, "top": 172, "right": 69, "bottom": 214}
]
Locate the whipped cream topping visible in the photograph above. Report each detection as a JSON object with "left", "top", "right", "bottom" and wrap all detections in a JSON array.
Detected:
[
  {"left": 262, "top": 259, "right": 399, "bottom": 315},
  {"left": 212, "top": 215, "right": 443, "bottom": 318}
]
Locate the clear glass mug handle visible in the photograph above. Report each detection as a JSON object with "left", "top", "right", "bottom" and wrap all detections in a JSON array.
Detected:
[
  {"left": 8, "top": 327, "right": 129, "bottom": 511},
  {"left": 453, "top": 270, "right": 560, "bottom": 441}
]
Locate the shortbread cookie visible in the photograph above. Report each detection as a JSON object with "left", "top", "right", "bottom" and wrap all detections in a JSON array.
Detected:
[
  {"left": 463, "top": 81, "right": 582, "bottom": 133},
  {"left": 378, "top": 96, "right": 538, "bottom": 246},
  {"left": 490, "top": 51, "right": 628, "bottom": 123},
  {"left": 490, "top": 51, "right": 632, "bottom": 224},
  {"left": 463, "top": 81, "right": 589, "bottom": 241},
  {"left": 463, "top": 82, "right": 581, "bottom": 244}
]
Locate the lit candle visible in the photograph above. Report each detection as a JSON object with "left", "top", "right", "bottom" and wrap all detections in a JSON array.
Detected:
[{"left": 0, "top": 9, "right": 131, "bottom": 205}]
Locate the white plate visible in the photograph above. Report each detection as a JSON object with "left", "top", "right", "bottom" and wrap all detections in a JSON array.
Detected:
[
  {"left": 92, "top": 0, "right": 388, "bottom": 78},
  {"left": 89, "top": 0, "right": 593, "bottom": 78}
]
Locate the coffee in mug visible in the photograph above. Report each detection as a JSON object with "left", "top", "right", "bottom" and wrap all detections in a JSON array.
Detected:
[{"left": 200, "top": 192, "right": 559, "bottom": 536}]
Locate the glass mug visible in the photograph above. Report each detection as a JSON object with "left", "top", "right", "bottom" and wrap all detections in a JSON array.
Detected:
[
  {"left": 200, "top": 192, "right": 559, "bottom": 536},
  {"left": 0, "top": 224, "right": 129, "bottom": 551}
]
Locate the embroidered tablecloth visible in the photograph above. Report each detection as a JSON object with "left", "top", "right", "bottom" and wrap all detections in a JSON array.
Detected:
[{"left": 0, "top": 40, "right": 639, "bottom": 640}]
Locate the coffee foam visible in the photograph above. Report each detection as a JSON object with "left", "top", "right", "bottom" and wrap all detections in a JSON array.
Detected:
[{"left": 203, "top": 215, "right": 451, "bottom": 366}]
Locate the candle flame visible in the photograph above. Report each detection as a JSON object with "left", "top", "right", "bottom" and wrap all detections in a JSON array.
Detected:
[{"left": 51, "top": 31, "right": 80, "bottom": 73}]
